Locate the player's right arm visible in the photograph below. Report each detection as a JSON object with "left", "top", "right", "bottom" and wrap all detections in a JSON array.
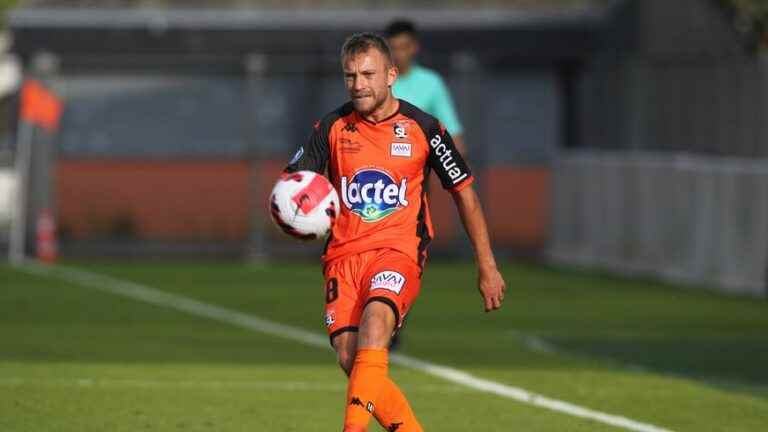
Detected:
[
  {"left": 284, "top": 121, "right": 330, "bottom": 174},
  {"left": 451, "top": 185, "right": 506, "bottom": 312},
  {"left": 423, "top": 118, "right": 505, "bottom": 312}
]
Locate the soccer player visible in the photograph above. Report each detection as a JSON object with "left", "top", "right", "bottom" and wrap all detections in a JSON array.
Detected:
[
  {"left": 386, "top": 19, "right": 467, "bottom": 155},
  {"left": 283, "top": 33, "right": 505, "bottom": 432}
]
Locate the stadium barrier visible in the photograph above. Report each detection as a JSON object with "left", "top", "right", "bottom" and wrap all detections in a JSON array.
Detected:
[
  {"left": 0, "top": 167, "right": 15, "bottom": 246},
  {"left": 548, "top": 151, "right": 768, "bottom": 297},
  {"left": 53, "top": 160, "right": 550, "bottom": 258}
]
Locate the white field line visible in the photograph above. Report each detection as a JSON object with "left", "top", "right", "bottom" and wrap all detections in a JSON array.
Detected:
[
  {"left": 15, "top": 262, "right": 674, "bottom": 432},
  {"left": 508, "top": 330, "right": 650, "bottom": 373},
  {"left": 0, "top": 377, "right": 470, "bottom": 393}
]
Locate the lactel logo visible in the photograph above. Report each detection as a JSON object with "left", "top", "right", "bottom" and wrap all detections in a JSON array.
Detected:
[
  {"left": 340, "top": 169, "right": 408, "bottom": 223},
  {"left": 370, "top": 271, "right": 406, "bottom": 295}
]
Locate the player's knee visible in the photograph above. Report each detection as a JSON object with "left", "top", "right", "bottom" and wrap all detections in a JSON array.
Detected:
[
  {"left": 358, "top": 300, "right": 397, "bottom": 349},
  {"left": 337, "top": 350, "right": 355, "bottom": 376},
  {"left": 332, "top": 332, "right": 357, "bottom": 376}
]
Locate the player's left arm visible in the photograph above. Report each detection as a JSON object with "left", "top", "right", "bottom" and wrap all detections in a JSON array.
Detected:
[
  {"left": 425, "top": 122, "right": 505, "bottom": 312},
  {"left": 451, "top": 186, "right": 506, "bottom": 312}
]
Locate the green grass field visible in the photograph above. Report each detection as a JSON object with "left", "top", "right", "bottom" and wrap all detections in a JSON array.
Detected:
[{"left": 1, "top": 260, "right": 767, "bottom": 431}]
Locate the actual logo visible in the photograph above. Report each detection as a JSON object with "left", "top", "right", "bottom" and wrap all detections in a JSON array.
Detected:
[
  {"left": 370, "top": 271, "right": 406, "bottom": 295},
  {"left": 390, "top": 142, "right": 411, "bottom": 157},
  {"left": 340, "top": 168, "right": 408, "bottom": 223},
  {"left": 429, "top": 133, "right": 469, "bottom": 185}
]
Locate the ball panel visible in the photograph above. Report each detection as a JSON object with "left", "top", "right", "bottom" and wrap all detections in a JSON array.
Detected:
[{"left": 269, "top": 171, "right": 339, "bottom": 240}]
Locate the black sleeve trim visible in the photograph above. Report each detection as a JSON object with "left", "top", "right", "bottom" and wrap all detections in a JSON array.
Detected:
[
  {"left": 415, "top": 165, "right": 432, "bottom": 272},
  {"left": 284, "top": 102, "right": 353, "bottom": 174},
  {"left": 400, "top": 100, "right": 472, "bottom": 190}
]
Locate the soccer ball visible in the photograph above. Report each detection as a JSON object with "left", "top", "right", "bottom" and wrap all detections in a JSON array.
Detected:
[{"left": 269, "top": 171, "right": 340, "bottom": 240}]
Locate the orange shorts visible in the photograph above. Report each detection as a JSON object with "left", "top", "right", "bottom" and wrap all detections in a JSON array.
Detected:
[{"left": 323, "top": 248, "right": 422, "bottom": 344}]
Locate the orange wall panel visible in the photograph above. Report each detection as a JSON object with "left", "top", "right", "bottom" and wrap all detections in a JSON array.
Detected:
[
  {"left": 57, "top": 161, "right": 252, "bottom": 241},
  {"left": 56, "top": 160, "right": 550, "bottom": 251},
  {"left": 483, "top": 167, "right": 550, "bottom": 248}
]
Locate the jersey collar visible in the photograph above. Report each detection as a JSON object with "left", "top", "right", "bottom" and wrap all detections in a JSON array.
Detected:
[{"left": 355, "top": 99, "right": 401, "bottom": 125}]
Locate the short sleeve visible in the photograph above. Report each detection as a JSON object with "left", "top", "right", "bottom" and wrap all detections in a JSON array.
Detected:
[
  {"left": 426, "top": 121, "right": 473, "bottom": 191},
  {"left": 430, "top": 76, "right": 463, "bottom": 136}
]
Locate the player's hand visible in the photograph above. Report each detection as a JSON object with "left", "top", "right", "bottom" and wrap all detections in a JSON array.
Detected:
[{"left": 478, "top": 265, "right": 506, "bottom": 312}]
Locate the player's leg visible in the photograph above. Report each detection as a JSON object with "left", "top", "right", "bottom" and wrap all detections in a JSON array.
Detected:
[
  {"left": 342, "top": 302, "right": 394, "bottom": 432},
  {"left": 324, "top": 257, "right": 363, "bottom": 374},
  {"left": 332, "top": 330, "right": 357, "bottom": 376},
  {"left": 332, "top": 328, "right": 421, "bottom": 432},
  {"left": 343, "top": 250, "right": 423, "bottom": 432}
]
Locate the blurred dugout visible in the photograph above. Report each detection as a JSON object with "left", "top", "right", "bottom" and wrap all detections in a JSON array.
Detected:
[
  {"left": 6, "top": 0, "right": 580, "bottom": 260},
  {"left": 3, "top": 0, "right": 768, "bottom": 296}
]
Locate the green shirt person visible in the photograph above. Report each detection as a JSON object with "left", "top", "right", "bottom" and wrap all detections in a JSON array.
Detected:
[{"left": 386, "top": 19, "right": 467, "bottom": 155}]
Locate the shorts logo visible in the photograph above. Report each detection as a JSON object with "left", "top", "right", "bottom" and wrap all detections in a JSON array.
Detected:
[
  {"left": 324, "top": 310, "right": 335, "bottom": 327},
  {"left": 370, "top": 271, "right": 406, "bottom": 295},
  {"left": 390, "top": 143, "right": 411, "bottom": 157},
  {"left": 340, "top": 169, "right": 408, "bottom": 223},
  {"left": 289, "top": 146, "right": 304, "bottom": 165}
]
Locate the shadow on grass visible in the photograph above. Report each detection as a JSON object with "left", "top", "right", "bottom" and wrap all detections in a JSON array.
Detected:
[{"left": 540, "top": 335, "right": 768, "bottom": 399}]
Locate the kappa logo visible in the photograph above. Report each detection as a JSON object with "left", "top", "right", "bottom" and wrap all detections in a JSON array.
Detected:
[
  {"left": 350, "top": 397, "right": 374, "bottom": 413},
  {"left": 370, "top": 271, "right": 406, "bottom": 295},
  {"left": 343, "top": 121, "right": 358, "bottom": 133},
  {"left": 390, "top": 142, "right": 412, "bottom": 158}
]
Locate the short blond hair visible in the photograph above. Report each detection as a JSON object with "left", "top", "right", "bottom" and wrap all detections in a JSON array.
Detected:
[{"left": 340, "top": 32, "right": 393, "bottom": 66}]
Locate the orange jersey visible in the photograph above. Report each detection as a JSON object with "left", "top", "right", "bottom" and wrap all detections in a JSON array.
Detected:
[{"left": 285, "top": 99, "right": 474, "bottom": 267}]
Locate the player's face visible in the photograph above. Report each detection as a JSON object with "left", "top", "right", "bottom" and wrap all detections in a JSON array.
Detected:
[
  {"left": 343, "top": 49, "right": 396, "bottom": 115},
  {"left": 388, "top": 33, "right": 419, "bottom": 73}
]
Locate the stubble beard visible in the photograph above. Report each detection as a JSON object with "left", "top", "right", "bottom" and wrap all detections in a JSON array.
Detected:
[{"left": 352, "top": 91, "right": 386, "bottom": 117}]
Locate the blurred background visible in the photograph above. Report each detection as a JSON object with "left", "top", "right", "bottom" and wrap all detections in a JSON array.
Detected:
[
  {"left": 1, "top": 1, "right": 768, "bottom": 431},
  {"left": 2, "top": 0, "right": 767, "bottom": 297}
]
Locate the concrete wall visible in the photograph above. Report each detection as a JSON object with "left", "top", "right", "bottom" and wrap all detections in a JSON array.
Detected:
[{"left": 577, "top": 0, "right": 768, "bottom": 157}]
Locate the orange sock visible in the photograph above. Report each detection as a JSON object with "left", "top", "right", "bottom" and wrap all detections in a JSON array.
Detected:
[
  {"left": 373, "top": 378, "right": 423, "bottom": 432},
  {"left": 343, "top": 348, "right": 389, "bottom": 431}
]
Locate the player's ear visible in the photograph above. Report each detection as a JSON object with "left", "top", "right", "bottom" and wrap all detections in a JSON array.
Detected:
[{"left": 387, "top": 64, "right": 397, "bottom": 87}]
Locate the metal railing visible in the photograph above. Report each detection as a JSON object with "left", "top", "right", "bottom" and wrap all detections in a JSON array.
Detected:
[{"left": 549, "top": 151, "right": 768, "bottom": 297}]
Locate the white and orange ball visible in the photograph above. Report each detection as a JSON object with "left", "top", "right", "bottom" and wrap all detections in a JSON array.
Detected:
[{"left": 269, "top": 171, "right": 339, "bottom": 240}]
